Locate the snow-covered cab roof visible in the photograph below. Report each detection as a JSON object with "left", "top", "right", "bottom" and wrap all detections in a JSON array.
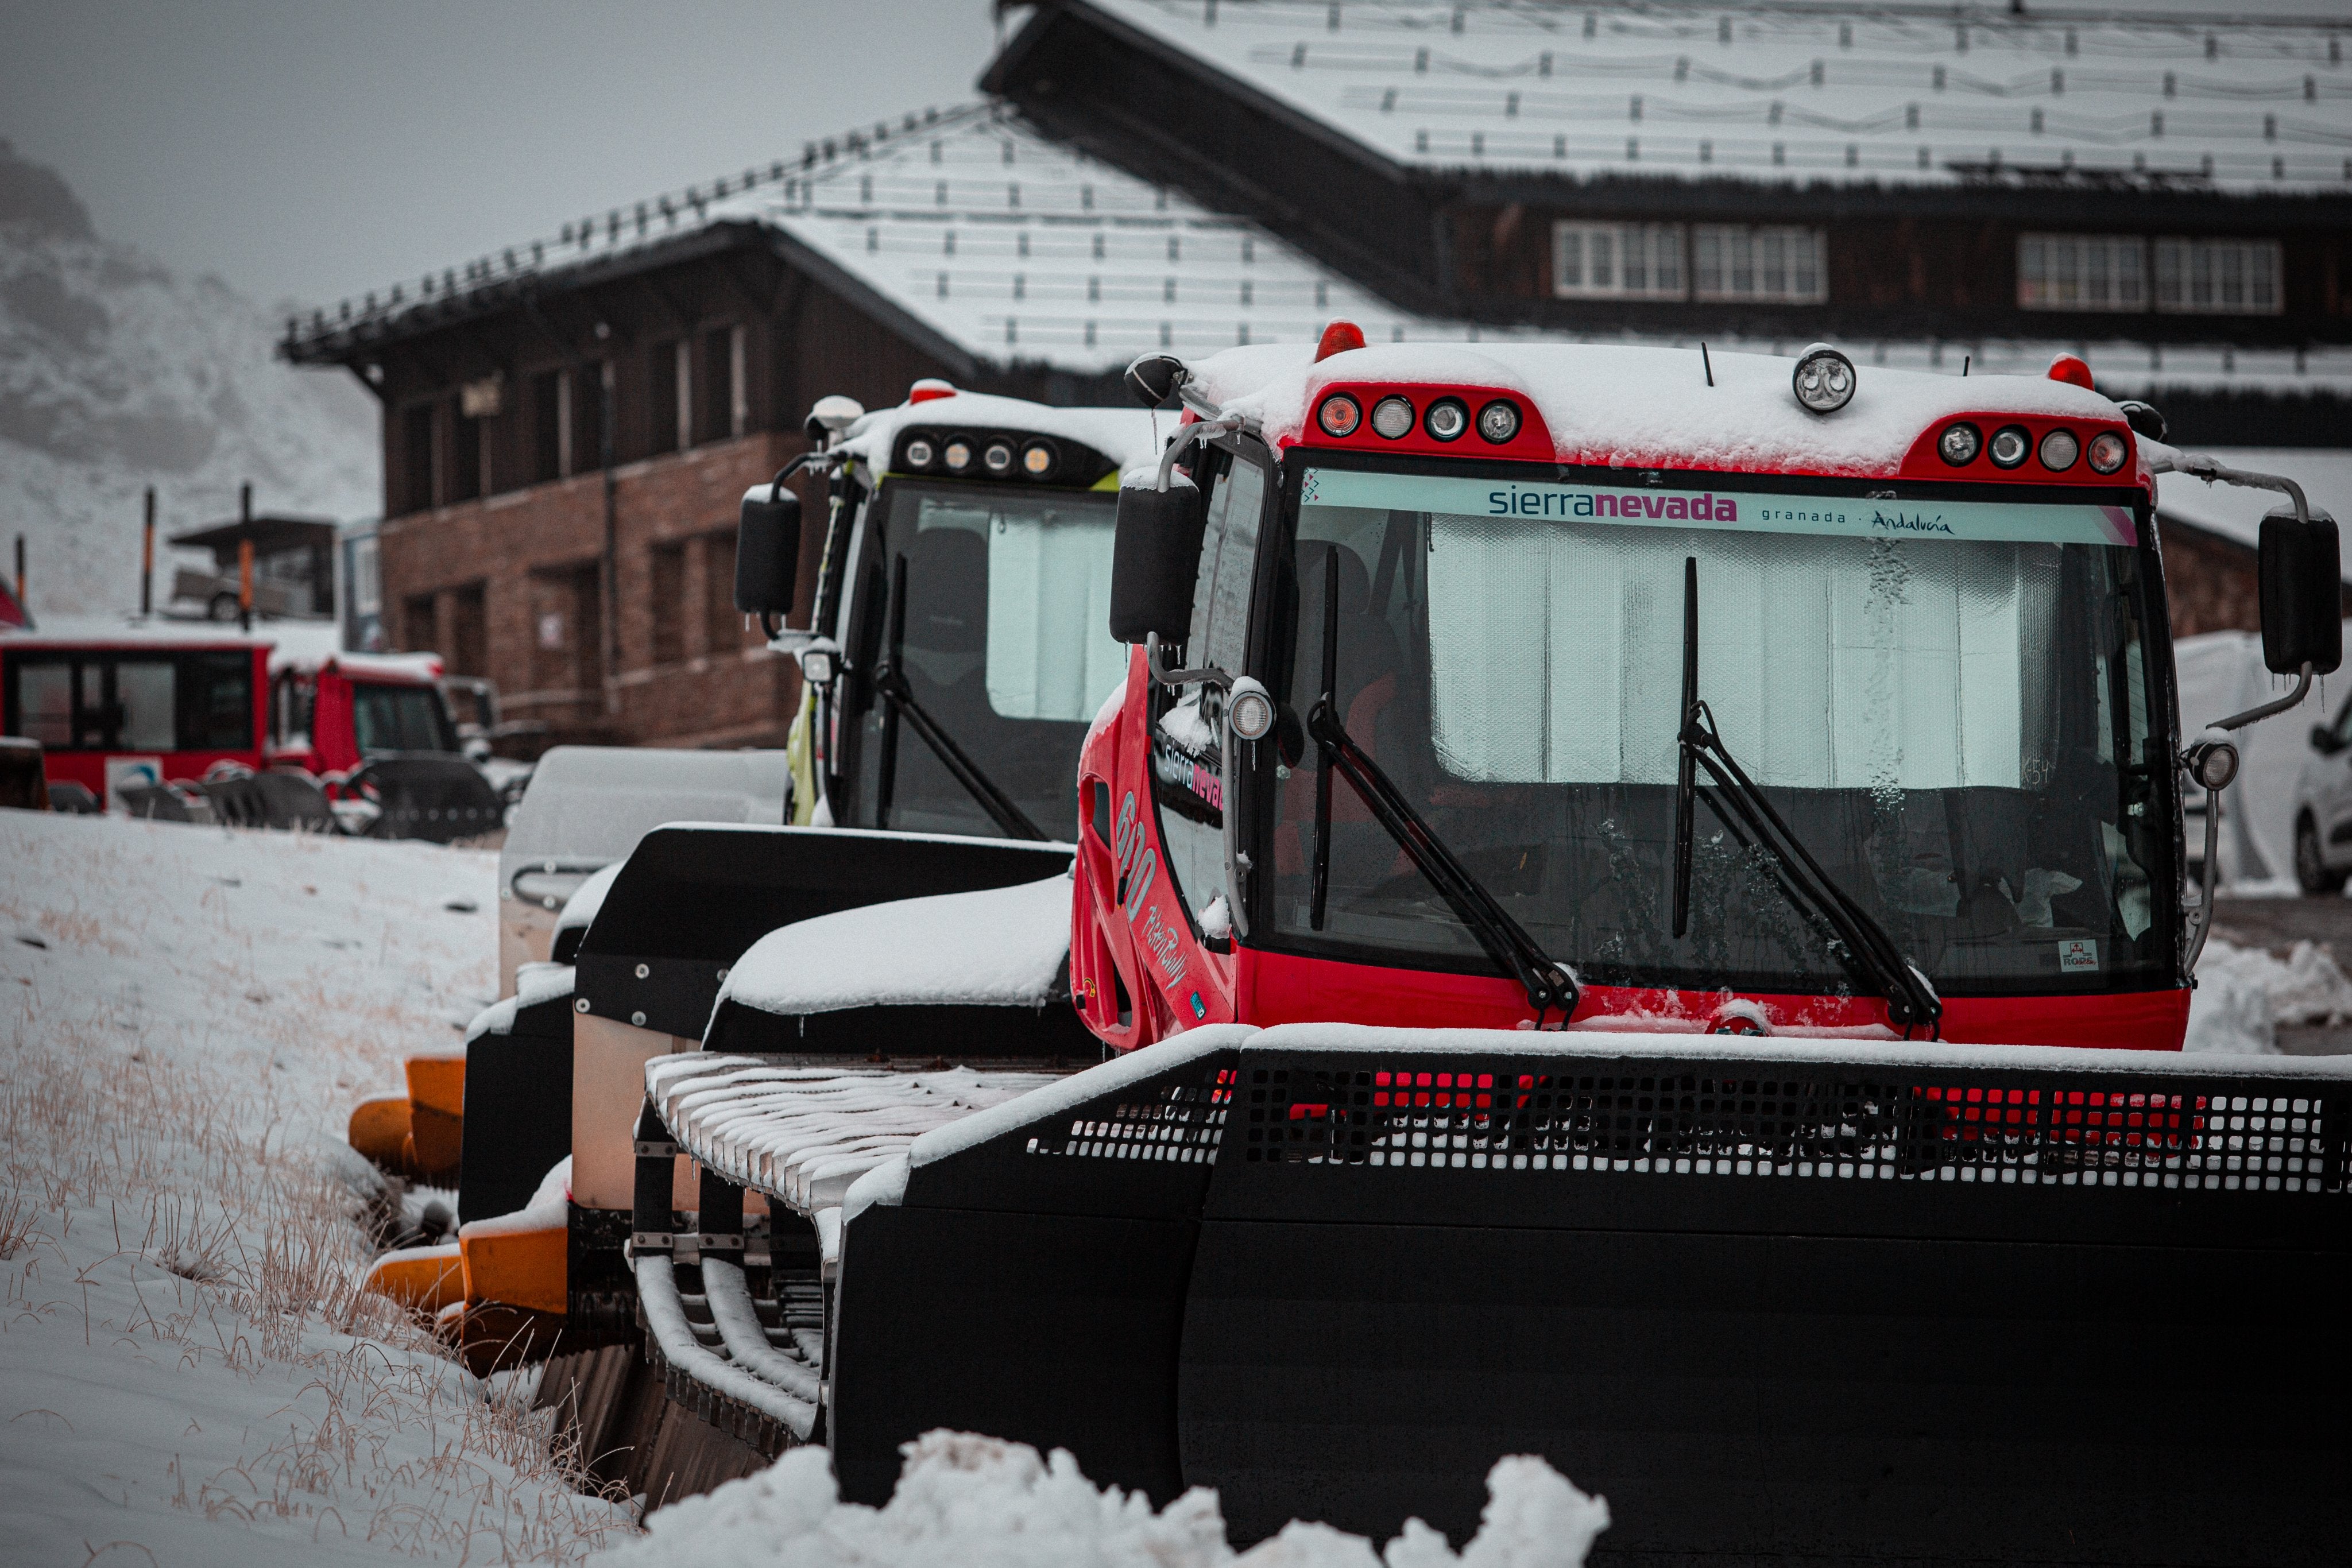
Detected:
[
  {"left": 269, "top": 646, "right": 444, "bottom": 683},
  {"left": 829, "top": 388, "right": 1163, "bottom": 490},
  {"left": 1190, "top": 339, "right": 2148, "bottom": 487},
  {"left": 0, "top": 614, "right": 273, "bottom": 652}
]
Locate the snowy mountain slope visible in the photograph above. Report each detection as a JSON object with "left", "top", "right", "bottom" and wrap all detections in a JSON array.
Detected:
[{"left": 0, "top": 140, "right": 377, "bottom": 619}]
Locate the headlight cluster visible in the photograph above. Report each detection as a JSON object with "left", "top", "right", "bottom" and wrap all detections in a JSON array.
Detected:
[
  {"left": 1936, "top": 420, "right": 2130, "bottom": 475},
  {"left": 1312, "top": 391, "right": 1525, "bottom": 445},
  {"left": 896, "top": 429, "right": 1062, "bottom": 481}
]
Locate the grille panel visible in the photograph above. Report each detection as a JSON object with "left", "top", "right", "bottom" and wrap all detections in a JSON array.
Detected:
[
  {"left": 1241, "top": 1060, "right": 2349, "bottom": 1196},
  {"left": 1027, "top": 1066, "right": 1235, "bottom": 1162}
]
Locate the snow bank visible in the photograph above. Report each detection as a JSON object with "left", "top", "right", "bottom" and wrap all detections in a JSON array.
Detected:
[
  {"left": 2187, "top": 936, "right": 2352, "bottom": 1054},
  {"left": 589, "top": 1430, "right": 1608, "bottom": 1568},
  {"left": 719, "top": 873, "right": 1073, "bottom": 1017},
  {"left": 0, "top": 812, "right": 625, "bottom": 1563}
]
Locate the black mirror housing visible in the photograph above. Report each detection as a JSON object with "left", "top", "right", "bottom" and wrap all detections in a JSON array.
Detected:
[
  {"left": 1124, "top": 353, "right": 1188, "bottom": 411},
  {"left": 1109, "top": 482, "right": 1206, "bottom": 644},
  {"left": 734, "top": 487, "right": 803, "bottom": 615},
  {"left": 2258, "top": 504, "right": 2343, "bottom": 676}
]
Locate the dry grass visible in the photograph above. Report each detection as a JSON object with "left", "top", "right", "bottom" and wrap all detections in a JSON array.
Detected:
[{"left": 0, "top": 822, "right": 632, "bottom": 1564}]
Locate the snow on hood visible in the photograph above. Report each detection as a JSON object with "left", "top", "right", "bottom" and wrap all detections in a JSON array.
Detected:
[
  {"left": 827, "top": 392, "right": 1165, "bottom": 482},
  {"left": 459, "top": 1156, "right": 570, "bottom": 1240},
  {"left": 463, "top": 962, "right": 575, "bottom": 1042},
  {"left": 719, "top": 874, "right": 1073, "bottom": 1019},
  {"left": 1190, "top": 339, "right": 2130, "bottom": 479}
]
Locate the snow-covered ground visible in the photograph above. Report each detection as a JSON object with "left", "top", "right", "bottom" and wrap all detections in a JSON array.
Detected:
[
  {"left": 2185, "top": 934, "right": 2352, "bottom": 1055},
  {"left": 0, "top": 811, "right": 628, "bottom": 1565}
]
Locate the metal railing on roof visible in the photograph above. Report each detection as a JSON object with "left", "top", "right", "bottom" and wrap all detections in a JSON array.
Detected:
[{"left": 280, "top": 104, "right": 987, "bottom": 358}]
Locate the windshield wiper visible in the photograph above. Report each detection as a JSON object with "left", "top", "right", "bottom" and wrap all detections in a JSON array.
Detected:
[
  {"left": 1305, "top": 545, "right": 1579, "bottom": 1024},
  {"left": 871, "top": 552, "right": 1049, "bottom": 842},
  {"left": 1668, "top": 556, "right": 1942, "bottom": 1036}
]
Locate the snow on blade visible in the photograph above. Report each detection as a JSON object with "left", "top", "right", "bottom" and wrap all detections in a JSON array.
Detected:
[
  {"left": 587, "top": 1430, "right": 1608, "bottom": 1568},
  {"left": 645, "top": 1055, "right": 1061, "bottom": 1214},
  {"left": 718, "top": 873, "right": 1074, "bottom": 1017}
]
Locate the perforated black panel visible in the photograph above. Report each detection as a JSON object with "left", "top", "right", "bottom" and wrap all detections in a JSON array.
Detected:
[
  {"left": 1240, "top": 1059, "right": 2348, "bottom": 1197},
  {"left": 1024, "top": 1064, "right": 1233, "bottom": 1163}
]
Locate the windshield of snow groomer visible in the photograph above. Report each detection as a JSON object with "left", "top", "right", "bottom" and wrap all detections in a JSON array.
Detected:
[
  {"left": 1262, "top": 458, "right": 2175, "bottom": 997},
  {"left": 350, "top": 682, "right": 458, "bottom": 754},
  {"left": 845, "top": 479, "right": 1124, "bottom": 837}
]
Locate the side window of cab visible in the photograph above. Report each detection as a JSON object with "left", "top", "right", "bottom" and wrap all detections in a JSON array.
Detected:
[{"left": 1150, "top": 442, "right": 1271, "bottom": 928}]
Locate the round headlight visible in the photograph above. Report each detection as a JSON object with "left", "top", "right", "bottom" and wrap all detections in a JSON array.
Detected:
[
  {"left": 1424, "top": 398, "right": 1469, "bottom": 442},
  {"left": 1371, "top": 396, "right": 1414, "bottom": 440},
  {"left": 943, "top": 439, "right": 973, "bottom": 472},
  {"left": 1476, "top": 400, "right": 1521, "bottom": 444},
  {"left": 2086, "top": 430, "right": 2129, "bottom": 475},
  {"left": 1987, "top": 425, "right": 2030, "bottom": 469},
  {"left": 2188, "top": 740, "right": 2240, "bottom": 793},
  {"left": 1227, "top": 677, "right": 1275, "bottom": 742},
  {"left": 1317, "top": 393, "right": 1362, "bottom": 438},
  {"left": 1937, "top": 423, "right": 1981, "bottom": 467},
  {"left": 2039, "top": 428, "right": 2080, "bottom": 472},
  {"left": 1790, "top": 343, "right": 1856, "bottom": 415},
  {"left": 1022, "top": 440, "right": 1056, "bottom": 478},
  {"left": 904, "top": 438, "right": 935, "bottom": 469},
  {"left": 983, "top": 441, "right": 1015, "bottom": 474}
]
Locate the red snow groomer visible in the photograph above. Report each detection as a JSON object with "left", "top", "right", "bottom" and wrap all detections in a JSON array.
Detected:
[{"left": 635, "top": 334, "right": 2349, "bottom": 1563}]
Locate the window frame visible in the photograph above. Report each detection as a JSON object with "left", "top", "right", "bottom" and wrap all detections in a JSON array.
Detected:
[
  {"left": 1551, "top": 220, "right": 1688, "bottom": 301},
  {"left": 1690, "top": 224, "right": 1827, "bottom": 304},
  {"left": 2017, "top": 233, "right": 2150, "bottom": 313},
  {"left": 2154, "top": 237, "right": 2283, "bottom": 317}
]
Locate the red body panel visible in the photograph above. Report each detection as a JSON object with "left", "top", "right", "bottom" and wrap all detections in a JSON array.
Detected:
[
  {"left": 1071, "top": 385, "right": 2191, "bottom": 1057},
  {"left": 1, "top": 641, "right": 268, "bottom": 808}
]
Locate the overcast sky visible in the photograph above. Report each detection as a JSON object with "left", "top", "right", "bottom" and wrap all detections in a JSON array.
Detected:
[{"left": 0, "top": 0, "right": 1005, "bottom": 311}]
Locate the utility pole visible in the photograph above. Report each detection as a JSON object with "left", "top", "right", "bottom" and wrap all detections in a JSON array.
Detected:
[
  {"left": 237, "top": 482, "right": 255, "bottom": 633},
  {"left": 140, "top": 487, "right": 156, "bottom": 617}
]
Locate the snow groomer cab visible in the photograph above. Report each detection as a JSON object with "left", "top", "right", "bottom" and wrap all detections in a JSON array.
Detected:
[
  {"left": 802, "top": 329, "right": 2351, "bottom": 1562},
  {"left": 264, "top": 647, "right": 503, "bottom": 842},
  {"left": 378, "top": 385, "right": 1156, "bottom": 1389}
]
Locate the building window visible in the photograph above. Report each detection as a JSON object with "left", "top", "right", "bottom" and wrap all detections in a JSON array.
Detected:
[
  {"left": 1552, "top": 222, "right": 1685, "bottom": 300},
  {"left": 2018, "top": 234, "right": 2148, "bottom": 312},
  {"left": 576, "top": 359, "right": 609, "bottom": 471},
  {"left": 649, "top": 340, "right": 684, "bottom": 455},
  {"left": 450, "top": 400, "right": 483, "bottom": 503},
  {"left": 650, "top": 539, "right": 687, "bottom": 665},
  {"left": 1692, "top": 226, "right": 1825, "bottom": 303},
  {"left": 705, "top": 529, "right": 742, "bottom": 655},
  {"left": 401, "top": 403, "right": 435, "bottom": 513},
  {"left": 699, "top": 325, "right": 744, "bottom": 444},
  {"left": 2155, "top": 238, "right": 2282, "bottom": 316},
  {"left": 532, "top": 369, "right": 564, "bottom": 482}
]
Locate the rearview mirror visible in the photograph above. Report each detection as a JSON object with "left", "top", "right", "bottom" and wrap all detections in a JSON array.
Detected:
[
  {"left": 734, "top": 485, "right": 803, "bottom": 616},
  {"left": 2258, "top": 504, "right": 2343, "bottom": 676},
  {"left": 1109, "top": 481, "right": 1205, "bottom": 644}
]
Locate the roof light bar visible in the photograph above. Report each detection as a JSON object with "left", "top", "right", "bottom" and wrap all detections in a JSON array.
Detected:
[{"left": 1790, "top": 344, "right": 1856, "bottom": 415}]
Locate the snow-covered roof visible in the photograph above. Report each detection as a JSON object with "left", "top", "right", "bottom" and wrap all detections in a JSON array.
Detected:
[
  {"left": 1077, "top": 0, "right": 2352, "bottom": 193},
  {"left": 0, "top": 613, "right": 273, "bottom": 649},
  {"left": 718, "top": 873, "right": 1073, "bottom": 1019},
  {"left": 268, "top": 646, "right": 442, "bottom": 682},
  {"left": 1190, "top": 336, "right": 2132, "bottom": 475},
  {"left": 2155, "top": 446, "right": 2352, "bottom": 568},
  {"left": 287, "top": 104, "right": 1437, "bottom": 377},
  {"left": 826, "top": 390, "right": 1165, "bottom": 477}
]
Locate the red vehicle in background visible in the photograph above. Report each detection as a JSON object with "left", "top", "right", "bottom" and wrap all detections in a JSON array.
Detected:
[
  {"left": 0, "top": 619, "right": 269, "bottom": 813},
  {"left": 2, "top": 620, "right": 501, "bottom": 838}
]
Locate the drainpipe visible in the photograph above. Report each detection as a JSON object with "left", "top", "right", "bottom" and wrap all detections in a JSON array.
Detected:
[{"left": 597, "top": 331, "right": 618, "bottom": 717}]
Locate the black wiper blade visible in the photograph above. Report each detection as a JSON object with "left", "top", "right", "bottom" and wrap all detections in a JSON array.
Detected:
[
  {"left": 1668, "top": 557, "right": 1941, "bottom": 1034},
  {"left": 871, "top": 552, "right": 1049, "bottom": 842},
  {"left": 1301, "top": 545, "right": 1577, "bottom": 1023}
]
